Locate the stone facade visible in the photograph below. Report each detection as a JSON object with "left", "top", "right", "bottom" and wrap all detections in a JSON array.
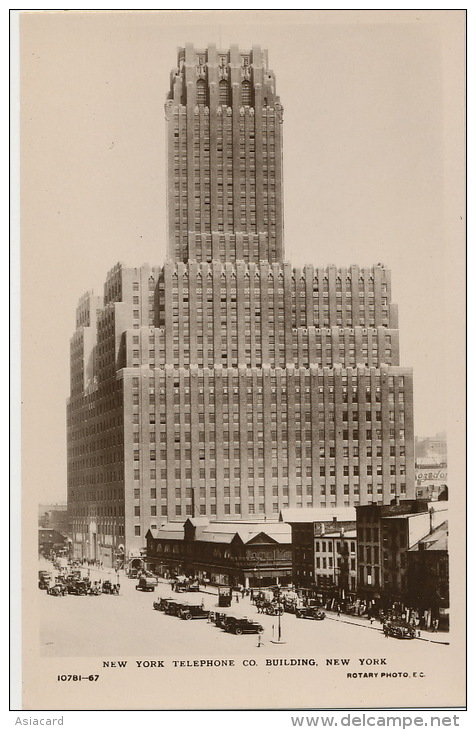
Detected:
[{"left": 67, "top": 45, "right": 415, "bottom": 564}]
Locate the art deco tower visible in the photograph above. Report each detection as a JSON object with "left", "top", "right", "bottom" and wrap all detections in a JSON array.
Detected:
[{"left": 67, "top": 45, "right": 415, "bottom": 563}]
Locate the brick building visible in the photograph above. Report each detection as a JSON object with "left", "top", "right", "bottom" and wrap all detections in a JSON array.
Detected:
[
  {"left": 68, "top": 45, "right": 415, "bottom": 565},
  {"left": 407, "top": 520, "right": 449, "bottom": 625},
  {"left": 280, "top": 507, "right": 356, "bottom": 590},
  {"left": 356, "top": 499, "right": 448, "bottom": 610}
]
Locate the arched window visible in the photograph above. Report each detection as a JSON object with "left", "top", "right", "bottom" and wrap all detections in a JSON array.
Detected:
[
  {"left": 241, "top": 80, "right": 252, "bottom": 106},
  {"left": 196, "top": 79, "right": 207, "bottom": 106},
  {"left": 219, "top": 79, "right": 229, "bottom": 106}
]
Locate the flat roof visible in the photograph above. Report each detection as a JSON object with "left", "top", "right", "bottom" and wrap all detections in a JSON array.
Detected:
[{"left": 280, "top": 507, "right": 356, "bottom": 523}]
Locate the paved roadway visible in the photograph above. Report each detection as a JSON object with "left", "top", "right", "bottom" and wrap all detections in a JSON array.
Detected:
[{"left": 39, "top": 563, "right": 450, "bottom": 660}]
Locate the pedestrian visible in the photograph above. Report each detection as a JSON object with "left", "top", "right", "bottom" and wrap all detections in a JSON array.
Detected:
[
  {"left": 369, "top": 616, "right": 374, "bottom": 625},
  {"left": 337, "top": 606, "right": 341, "bottom": 617}
]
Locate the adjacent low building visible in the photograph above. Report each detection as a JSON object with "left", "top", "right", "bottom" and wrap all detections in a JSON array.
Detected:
[
  {"left": 356, "top": 499, "right": 448, "bottom": 613},
  {"left": 314, "top": 528, "right": 357, "bottom": 595},
  {"left": 407, "top": 520, "right": 449, "bottom": 627},
  {"left": 145, "top": 518, "right": 292, "bottom": 587},
  {"left": 280, "top": 507, "right": 356, "bottom": 591}
]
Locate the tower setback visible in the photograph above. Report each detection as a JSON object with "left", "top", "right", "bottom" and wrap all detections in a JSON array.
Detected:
[{"left": 67, "top": 45, "right": 415, "bottom": 564}]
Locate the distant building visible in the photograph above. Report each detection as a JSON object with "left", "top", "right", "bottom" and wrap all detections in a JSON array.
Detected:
[
  {"left": 38, "top": 503, "right": 69, "bottom": 532},
  {"left": 356, "top": 499, "right": 448, "bottom": 610},
  {"left": 415, "top": 432, "right": 447, "bottom": 467},
  {"left": 414, "top": 465, "right": 448, "bottom": 501},
  {"left": 38, "top": 528, "right": 69, "bottom": 557},
  {"left": 414, "top": 432, "right": 447, "bottom": 500},
  {"left": 145, "top": 518, "right": 292, "bottom": 587}
]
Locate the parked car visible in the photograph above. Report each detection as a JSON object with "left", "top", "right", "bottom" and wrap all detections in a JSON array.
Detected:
[
  {"left": 102, "top": 580, "right": 120, "bottom": 595},
  {"left": 153, "top": 597, "right": 176, "bottom": 611},
  {"left": 186, "top": 582, "right": 200, "bottom": 592},
  {"left": 295, "top": 607, "right": 326, "bottom": 621},
  {"left": 210, "top": 612, "right": 230, "bottom": 629},
  {"left": 66, "top": 579, "right": 90, "bottom": 596},
  {"left": 38, "top": 570, "right": 52, "bottom": 590},
  {"left": 136, "top": 574, "right": 158, "bottom": 592},
  {"left": 264, "top": 601, "right": 284, "bottom": 616},
  {"left": 47, "top": 583, "right": 66, "bottom": 597},
  {"left": 179, "top": 605, "right": 209, "bottom": 620},
  {"left": 224, "top": 617, "right": 264, "bottom": 635},
  {"left": 164, "top": 600, "right": 185, "bottom": 616},
  {"left": 383, "top": 620, "right": 416, "bottom": 639},
  {"left": 173, "top": 580, "right": 200, "bottom": 593}
]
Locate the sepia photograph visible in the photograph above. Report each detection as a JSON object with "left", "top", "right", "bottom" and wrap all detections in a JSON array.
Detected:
[{"left": 18, "top": 9, "right": 466, "bottom": 713}]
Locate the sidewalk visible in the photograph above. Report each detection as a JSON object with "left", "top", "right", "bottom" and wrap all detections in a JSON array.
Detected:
[{"left": 324, "top": 610, "right": 450, "bottom": 645}]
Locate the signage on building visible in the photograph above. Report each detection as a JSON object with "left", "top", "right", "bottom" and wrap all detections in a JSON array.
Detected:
[{"left": 415, "top": 469, "right": 447, "bottom": 484}]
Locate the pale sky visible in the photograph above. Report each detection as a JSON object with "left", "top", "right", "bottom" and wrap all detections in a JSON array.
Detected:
[{"left": 20, "top": 10, "right": 465, "bottom": 503}]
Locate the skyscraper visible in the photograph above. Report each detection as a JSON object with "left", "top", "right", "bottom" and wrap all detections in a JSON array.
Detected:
[{"left": 67, "top": 44, "right": 415, "bottom": 565}]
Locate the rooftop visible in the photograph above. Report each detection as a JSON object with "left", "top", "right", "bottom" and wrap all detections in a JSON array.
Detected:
[
  {"left": 147, "top": 519, "right": 291, "bottom": 545},
  {"left": 408, "top": 521, "right": 448, "bottom": 551},
  {"left": 280, "top": 507, "right": 356, "bottom": 524}
]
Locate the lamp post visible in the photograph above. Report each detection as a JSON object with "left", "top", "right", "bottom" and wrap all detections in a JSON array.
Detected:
[{"left": 270, "top": 584, "right": 286, "bottom": 644}]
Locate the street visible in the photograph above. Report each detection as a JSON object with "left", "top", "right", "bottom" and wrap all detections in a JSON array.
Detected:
[{"left": 39, "top": 563, "right": 450, "bottom": 659}]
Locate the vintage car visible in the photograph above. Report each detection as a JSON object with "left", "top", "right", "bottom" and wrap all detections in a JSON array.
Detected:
[
  {"left": 383, "top": 620, "right": 416, "bottom": 639},
  {"left": 66, "top": 579, "right": 90, "bottom": 595},
  {"left": 263, "top": 601, "right": 284, "bottom": 616},
  {"left": 185, "top": 582, "right": 200, "bottom": 592},
  {"left": 164, "top": 600, "right": 185, "bottom": 616},
  {"left": 102, "top": 580, "right": 120, "bottom": 595},
  {"left": 38, "top": 570, "right": 52, "bottom": 590},
  {"left": 136, "top": 574, "right": 158, "bottom": 592},
  {"left": 295, "top": 606, "right": 326, "bottom": 621},
  {"left": 179, "top": 605, "right": 209, "bottom": 620},
  {"left": 88, "top": 582, "right": 102, "bottom": 596},
  {"left": 47, "top": 583, "right": 67, "bottom": 597},
  {"left": 153, "top": 597, "right": 176, "bottom": 611},
  {"left": 209, "top": 612, "right": 231, "bottom": 629},
  {"left": 224, "top": 616, "right": 264, "bottom": 635}
]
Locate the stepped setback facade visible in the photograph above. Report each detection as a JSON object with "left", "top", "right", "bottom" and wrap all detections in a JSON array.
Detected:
[{"left": 67, "top": 45, "right": 415, "bottom": 564}]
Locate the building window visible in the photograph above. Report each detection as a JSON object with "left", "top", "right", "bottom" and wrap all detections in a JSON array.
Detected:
[
  {"left": 219, "top": 79, "right": 229, "bottom": 106},
  {"left": 134, "top": 526, "right": 141, "bottom": 536},
  {"left": 196, "top": 79, "right": 207, "bottom": 106},
  {"left": 241, "top": 80, "right": 252, "bottom": 106}
]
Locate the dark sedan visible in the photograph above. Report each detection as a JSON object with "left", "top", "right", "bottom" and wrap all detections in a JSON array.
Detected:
[
  {"left": 224, "top": 617, "right": 264, "bottom": 635},
  {"left": 179, "top": 605, "right": 209, "bottom": 620},
  {"left": 295, "top": 607, "right": 326, "bottom": 621}
]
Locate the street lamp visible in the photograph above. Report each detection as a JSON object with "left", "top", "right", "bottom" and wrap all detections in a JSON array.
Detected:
[{"left": 270, "top": 584, "right": 286, "bottom": 645}]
